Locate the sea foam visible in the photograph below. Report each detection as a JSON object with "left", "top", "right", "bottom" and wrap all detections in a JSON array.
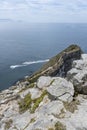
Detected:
[{"left": 10, "top": 59, "right": 49, "bottom": 69}]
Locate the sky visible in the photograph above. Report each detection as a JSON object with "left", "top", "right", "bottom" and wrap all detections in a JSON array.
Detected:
[{"left": 0, "top": 0, "right": 87, "bottom": 23}]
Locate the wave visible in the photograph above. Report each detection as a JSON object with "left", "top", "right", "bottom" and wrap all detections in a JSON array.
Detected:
[
  {"left": 10, "top": 65, "right": 26, "bottom": 69},
  {"left": 10, "top": 59, "right": 49, "bottom": 69}
]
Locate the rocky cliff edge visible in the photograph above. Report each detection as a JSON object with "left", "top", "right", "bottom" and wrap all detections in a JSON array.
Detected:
[{"left": 1, "top": 45, "right": 87, "bottom": 130}]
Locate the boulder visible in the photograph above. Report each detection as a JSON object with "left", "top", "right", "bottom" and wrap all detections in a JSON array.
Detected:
[
  {"left": 47, "top": 77, "right": 74, "bottom": 102},
  {"left": 29, "top": 88, "right": 42, "bottom": 100},
  {"left": 37, "top": 76, "right": 53, "bottom": 89}
]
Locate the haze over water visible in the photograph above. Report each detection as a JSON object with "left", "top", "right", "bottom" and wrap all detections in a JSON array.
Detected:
[{"left": 0, "top": 22, "right": 87, "bottom": 90}]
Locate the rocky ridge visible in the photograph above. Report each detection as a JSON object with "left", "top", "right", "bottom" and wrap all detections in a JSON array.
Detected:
[{"left": 0, "top": 45, "right": 87, "bottom": 130}]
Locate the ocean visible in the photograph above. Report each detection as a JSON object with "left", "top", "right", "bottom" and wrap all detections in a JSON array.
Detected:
[{"left": 0, "top": 23, "right": 87, "bottom": 90}]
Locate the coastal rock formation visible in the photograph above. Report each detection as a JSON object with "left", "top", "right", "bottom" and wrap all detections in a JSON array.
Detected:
[
  {"left": 1, "top": 45, "right": 87, "bottom": 130},
  {"left": 47, "top": 77, "right": 74, "bottom": 102},
  {"left": 37, "top": 76, "right": 74, "bottom": 102},
  {"left": 67, "top": 54, "right": 87, "bottom": 94},
  {"left": 27, "top": 44, "right": 82, "bottom": 83}
]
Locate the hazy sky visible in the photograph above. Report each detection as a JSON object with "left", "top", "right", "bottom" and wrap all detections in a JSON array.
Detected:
[{"left": 0, "top": 0, "right": 87, "bottom": 23}]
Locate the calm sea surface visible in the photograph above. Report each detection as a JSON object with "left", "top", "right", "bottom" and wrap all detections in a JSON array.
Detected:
[{"left": 0, "top": 23, "right": 87, "bottom": 90}]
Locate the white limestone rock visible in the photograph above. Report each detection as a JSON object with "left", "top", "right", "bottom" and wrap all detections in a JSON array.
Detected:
[
  {"left": 63, "top": 95, "right": 87, "bottom": 130},
  {"left": 72, "top": 54, "right": 87, "bottom": 70},
  {"left": 20, "top": 87, "right": 42, "bottom": 100},
  {"left": 37, "top": 76, "right": 53, "bottom": 89},
  {"left": 67, "top": 68, "right": 81, "bottom": 81},
  {"left": 47, "top": 77, "right": 74, "bottom": 102},
  {"left": 67, "top": 54, "right": 87, "bottom": 94},
  {"left": 81, "top": 54, "right": 87, "bottom": 60},
  {"left": 38, "top": 100, "right": 64, "bottom": 116},
  {"left": 29, "top": 88, "right": 42, "bottom": 100},
  {"left": 25, "top": 114, "right": 57, "bottom": 130}
]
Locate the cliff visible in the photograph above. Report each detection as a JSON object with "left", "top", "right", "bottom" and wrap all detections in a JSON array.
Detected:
[
  {"left": 27, "top": 44, "right": 82, "bottom": 83},
  {"left": 1, "top": 44, "right": 87, "bottom": 130}
]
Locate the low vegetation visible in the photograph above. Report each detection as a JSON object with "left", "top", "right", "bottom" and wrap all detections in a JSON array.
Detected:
[
  {"left": 19, "top": 90, "right": 48, "bottom": 113},
  {"left": 55, "top": 121, "right": 66, "bottom": 130},
  {"left": 30, "top": 118, "right": 36, "bottom": 123},
  {"left": 19, "top": 93, "right": 32, "bottom": 113},
  {"left": 50, "top": 79, "right": 55, "bottom": 85},
  {"left": 48, "top": 128, "right": 54, "bottom": 130},
  {"left": 63, "top": 99, "right": 80, "bottom": 113},
  {"left": 48, "top": 121, "right": 66, "bottom": 130},
  {"left": 30, "top": 90, "right": 47, "bottom": 113},
  {"left": 4, "top": 119, "right": 13, "bottom": 130}
]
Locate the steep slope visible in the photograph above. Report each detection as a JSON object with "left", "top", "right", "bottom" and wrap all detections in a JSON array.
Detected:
[{"left": 27, "top": 44, "right": 82, "bottom": 83}]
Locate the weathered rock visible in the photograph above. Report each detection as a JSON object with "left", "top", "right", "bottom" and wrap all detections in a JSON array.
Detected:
[
  {"left": 63, "top": 95, "right": 87, "bottom": 130},
  {"left": 67, "top": 54, "right": 87, "bottom": 94},
  {"left": 47, "top": 77, "right": 74, "bottom": 102},
  {"left": 29, "top": 88, "right": 42, "bottom": 100},
  {"left": 26, "top": 114, "right": 57, "bottom": 130},
  {"left": 37, "top": 76, "right": 53, "bottom": 89},
  {"left": 0, "top": 89, "right": 19, "bottom": 105},
  {"left": 67, "top": 68, "right": 81, "bottom": 81},
  {"left": 38, "top": 100, "right": 64, "bottom": 116},
  {"left": 72, "top": 54, "right": 87, "bottom": 70}
]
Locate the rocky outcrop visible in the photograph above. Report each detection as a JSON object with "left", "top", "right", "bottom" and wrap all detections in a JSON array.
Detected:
[
  {"left": 37, "top": 76, "right": 74, "bottom": 102},
  {"left": 1, "top": 45, "right": 87, "bottom": 130},
  {"left": 47, "top": 77, "right": 74, "bottom": 102},
  {"left": 27, "top": 44, "right": 82, "bottom": 83},
  {"left": 1, "top": 74, "right": 87, "bottom": 130},
  {"left": 67, "top": 54, "right": 87, "bottom": 94}
]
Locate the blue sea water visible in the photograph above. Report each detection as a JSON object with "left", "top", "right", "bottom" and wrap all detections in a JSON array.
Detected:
[{"left": 0, "top": 23, "right": 87, "bottom": 90}]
